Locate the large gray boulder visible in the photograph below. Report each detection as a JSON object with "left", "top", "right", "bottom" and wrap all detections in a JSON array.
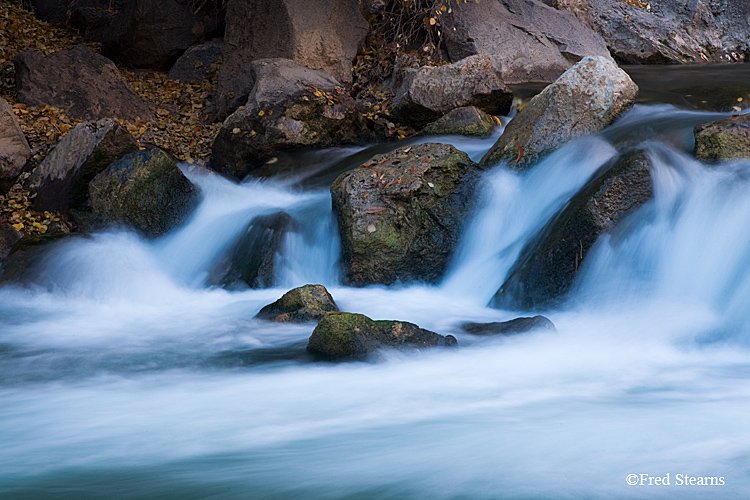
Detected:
[
  {"left": 211, "top": 58, "right": 373, "bottom": 180},
  {"left": 27, "top": 120, "right": 138, "bottom": 213},
  {"left": 694, "top": 114, "right": 750, "bottom": 161},
  {"left": 391, "top": 55, "right": 513, "bottom": 129},
  {"left": 331, "top": 143, "right": 478, "bottom": 286},
  {"left": 216, "top": 0, "right": 368, "bottom": 119},
  {"left": 13, "top": 45, "right": 152, "bottom": 122},
  {"left": 308, "top": 312, "right": 457, "bottom": 360},
  {"left": 0, "top": 98, "right": 31, "bottom": 192},
  {"left": 256, "top": 284, "right": 339, "bottom": 322},
  {"left": 89, "top": 148, "right": 200, "bottom": 237},
  {"left": 443, "top": 0, "right": 612, "bottom": 84},
  {"left": 481, "top": 56, "right": 638, "bottom": 170},
  {"left": 493, "top": 150, "right": 653, "bottom": 310},
  {"left": 586, "top": 0, "right": 750, "bottom": 64}
]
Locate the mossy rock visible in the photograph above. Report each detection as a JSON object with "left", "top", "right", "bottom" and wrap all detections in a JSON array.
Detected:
[
  {"left": 421, "top": 106, "right": 497, "bottom": 137},
  {"left": 256, "top": 284, "right": 339, "bottom": 322},
  {"left": 694, "top": 113, "right": 750, "bottom": 161},
  {"left": 307, "top": 312, "right": 457, "bottom": 360},
  {"left": 331, "top": 142, "right": 479, "bottom": 286},
  {"left": 88, "top": 148, "right": 200, "bottom": 237}
]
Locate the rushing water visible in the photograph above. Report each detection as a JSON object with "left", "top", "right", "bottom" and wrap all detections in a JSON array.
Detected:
[{"left": 2, "top": 100, "right": 750, "bottom": 499}]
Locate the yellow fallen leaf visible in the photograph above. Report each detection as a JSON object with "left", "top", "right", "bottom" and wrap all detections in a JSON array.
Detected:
[{"left": 258, "top": 110, "right": 265, "bottom": 116}]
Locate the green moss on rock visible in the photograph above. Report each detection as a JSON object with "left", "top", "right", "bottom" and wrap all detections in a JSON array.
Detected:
[{"left": 256, "top": 284, "right": 339, "bottom": 322}]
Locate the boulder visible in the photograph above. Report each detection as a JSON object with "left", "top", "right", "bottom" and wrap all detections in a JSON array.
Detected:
[
  {"left": 0, "top": 98, "right": 31, "bottom": 192},
  {"left": 211, "top": 58, "right": 374, "bottom": 180},
  {"left": 88, "top": 148, "right": 200, "bottom": 237},
  {"left": 421, "top": 106, "right": 497, "bottom": 137},
  {"left": 216, "top": 0, "right": 367, "bottom": 118},
  {"left": 493, "top": 150, "right": 653, "bottom": 310},
  {"left": 443, "top": 0, "right": 612, "bottom": 84},
  {"left": 27, "top": 119, "right": 138, "bottom": 213},
  {"left": 694, "top": 114, "right": 750, "bottom": 161},
  {"left": 209, "top": 211, "right": 297, "bottom": 289},
  {"left": 391, "top": 55, "right": 513, "bottom": 129},
  {"left": 0, "top": 223, "right": 23, "bottom": 261},
  {"left": 307, "top": 312, "right": 457, "bottom": 360},
  {"left": 70, "top": 0, "right": 224, "bottom": 71},
  {"left": 461, "top": 315, "right": 556, "bottom": 335},
  {"left": 481, "top": 56, "right": 638, "bottom": 170},
  {"left": 256, "top": 284, "right": 339, "bottom": 322},
  {"left": 331, "top": 142, "right": 478, "bottom": 286},
  {"left": 13, "top": 45, "right": 152, "bottom": 122},
  {"left": 167, "top": 40, "right": 223, "bottom": 84},
  {"left": 586, "top": 0, "right": 750, "bottom": 64}
]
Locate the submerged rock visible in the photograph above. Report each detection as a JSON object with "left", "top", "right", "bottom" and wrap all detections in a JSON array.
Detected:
[
  {"left": 211, "top": 58, "right": 374, "bottom": 180},
  {"left": 421, "top": 106, "right": 498, "bottom": 137},
  {"left": 256, "top": 284, "right": 339, "bottom": 322},
  {"left": 494, "top": 150, "right": 653, "bottom": 310},
  {"left": 209, "top": 212, "right": 297, "bottom": 289},
  {"left": 694, "top": 114, "right": 750, "bottom": 161},
  {"left": 391, "top": 55, "right": 513, "bottom": 129},
  {"left": 481, "top": 56, "right": 638, "bottom": 170},
  {"left": 88, "top": 148, "right": 199, "bottom": 237},
  {"left": 308, "top": 312, "right": 457, "bottom": 360},
  {"left": 331, "top": 142, "right": 479, "bottom": 286},
  {"left": 27, "top": 120, "right": 138, "bottom": 213},
  {"left": 461, "top": 315, "right": 555, "bottom": 335}
]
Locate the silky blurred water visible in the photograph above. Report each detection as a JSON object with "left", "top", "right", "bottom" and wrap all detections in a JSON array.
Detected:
[{"left": 1, "top": 104, "right": 750, "bottom": 499}]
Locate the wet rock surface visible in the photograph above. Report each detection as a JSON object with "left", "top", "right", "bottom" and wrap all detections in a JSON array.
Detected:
[
  {"left": 461, "top": 315, "right": 556, "bottom": 335},
  {"left": 331, "top": 142, "right": 479, "bottom": 286},
  {"left": 256, "top": 284, "right": 339, "bottom": 322},
  {"left": 0, "top": 98, "right": 31, "bottom": 192},
  {"left": 421, "top": 106, "right": 498, "bottom": 137},
  {"left": 308, "top": 312, "right": 457, "bottom": 360},
  {"left": 694, "top": 113, "right": 750, "bottom": 161}
]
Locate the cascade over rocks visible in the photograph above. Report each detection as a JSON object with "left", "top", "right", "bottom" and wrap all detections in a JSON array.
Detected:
[
  {"left": 27, "top": 120, "right": 138, "bottom": 213},
  {"left": 331, "top": 143, "right": 478, "bottom": 287},
  {"left": 421, "top": 106, "right": 498, "bottom": 137},
  {"left": 481, "top": 56, "right": 638, "bottom": 170},
  {"left": 0, "top": 98, "right": 31, "bottom": 193},
  {"left": 694, "top": 114, "right": 750, "bottom": 161},
  {"left": 211, "top": 58, "right": 374, "bottom": 181},
  {"left": 208, "top": 211, "right": 297, "bottom": 289},
  {"left": 443, "top": 0, "right": 612, "bottom": 84},
  {"left": 584, "top": 0, "right": 750, "bottom": 64},
  {"left": 494, "top": 150, "right": 654, "bottom": 310},
  {"left": 307, "top": 312, "right": 457, "bottom": 360},
  {"left": 391, "top": 55, "right": 513, "bottom": 129},
  {"left": 13, "top": 45, "right": 152, "bottom": 122},
  {"left": 67, "top": 0, "right": 223, "bottom": 71},
  {"left": 256, "top": 284, "right": 339, "bottom": 322},
  {"left": 461, "top": 315, "right": 556, "bottom": 335},
  {"left": 88, "top": 148, "right": 200, "bottom": 237},
  {"left": 216, "top": 0, "right": 368, "bottom": 119}
]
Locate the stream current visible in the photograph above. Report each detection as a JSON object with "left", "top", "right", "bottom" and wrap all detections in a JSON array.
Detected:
[{"left": 1, "top": 73, "right": 750, "bottom": 499}]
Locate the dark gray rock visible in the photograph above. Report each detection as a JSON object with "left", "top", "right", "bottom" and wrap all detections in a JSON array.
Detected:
[
  {"left": 256, "top": 284, "right": 339, "bottom": 322},
  {"left": 0, "top": 98, "right": 31, "bottom": 193},
  {"left": 27, "top": 119, "right": 138, "bottom": 213},
  {"left": 211, "top": 58, "right": 374, "bottom": 180},
  {"left": 482, "top": 56, "right": 638, "bottom": 170},
  {"left": 331, "top": 142, "right": 478, "bottom": 286},
  {"left": 694, "top": 113, "right": 750, "bottom": 161},
  {"left": 421, "top": 106, "right": 498, "bottom": 137},
  {"left": 209, "top": 211, "right": 297, "bottom": 289},
  {"left": 70, "top": 0, "right": 224, "bottom": 71},
  {"left": 443, "top": 0, "right": 613, "bottom": 84},
  {"left": 461, "top": 315, "right": 556, "bottom": 335},
  {"left": 0, "top": 223, "right": 23, "bottom": 261},
  {"left": 216, "top": 0, "right": 368, "bottom": 119},
  {"left": 88, "top": 148, "right": 200, "bottom": 237},
  {"left": 586, "top": 0, "right": 750, "bottom": 64},
  {"left": 167, "top": 40, "right": 224, "bottom": 84},
  {"left": 391, "top": 55, "right": 513, "bottom": 129},
  {"left": 307, "top": 312, "right": 457, "bottom": 360},
  {"left": 13, "top": 45, "right": 152, "bottom": 122},
  {"left": 493, "top": 150, "right": 653, "bottom": 310}
]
